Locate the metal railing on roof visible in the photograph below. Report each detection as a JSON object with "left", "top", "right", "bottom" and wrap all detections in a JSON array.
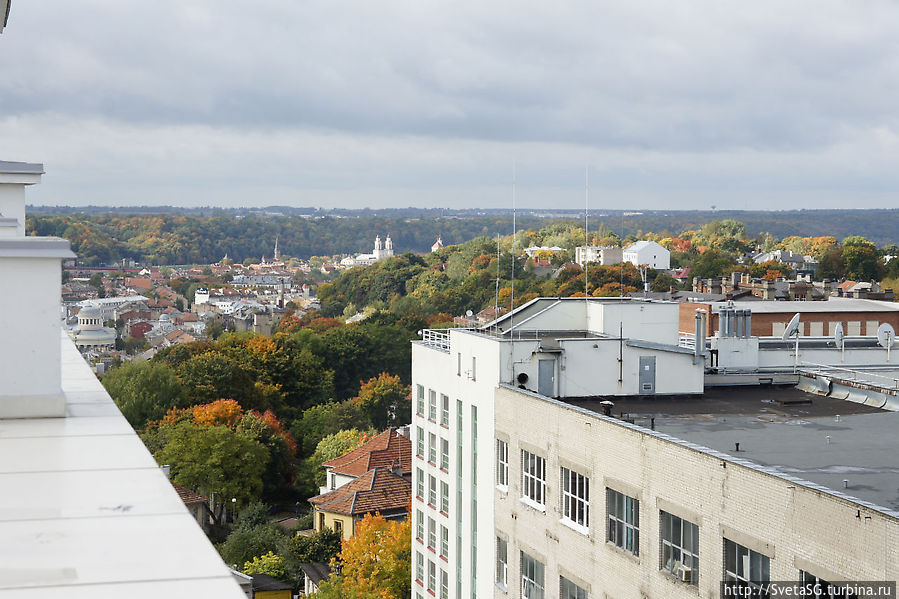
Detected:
[{"left": 420, "top": 329, "right": 451, "bottom": 352}]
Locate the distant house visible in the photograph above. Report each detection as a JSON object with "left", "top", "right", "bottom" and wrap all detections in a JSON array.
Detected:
[
  {"left": 623, "top": 240, "right": 670, "bottom": 270},
  {"left": 308, "top": 467, "right": 411, "bottom": 542},
  {"left": 431, "top": 236, "right": 444, "bottom": 252},
  {"left": 128, "top": 320, "right": 153, "bottom": 339},
  {"left": 171, "top": 482, "right": 212, "bottom": 533},
  {"left": 320, "top": 427, "right": 412, "bottom": 494},
  {"left": 575, "top": 245, "right": 623, "bottom": 267},
  {"left": 248, "top": 573, "right": 292, "bottom": 599},
  {"left": 299, "top": 563, "right": 331, "bottom": 596}
]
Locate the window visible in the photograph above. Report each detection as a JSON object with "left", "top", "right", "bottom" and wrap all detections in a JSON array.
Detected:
[
  {"left": 440, "top": 525, "right": 449, "bottom": 558},
  {"left": 800, "top": 571, "right": 854, "bottom": 598},
  {"left": 561, "top": 467, "right": 589, "bottom": 531},
  {"left": 429, "top": 432, "right": 437, "bottom": 464},
  {"left": 329, "top": 472, "right": 336, "bottom": 490},
  {"left": 318, "top": 512, "right": 325, "bottom": 530},
  {"left": 416, "top": 427, "right": 424, "bottom": 458},
  {"left": 428, "top": 560, "right": 437, "bottom": 593},
  {"left": 560, "top": 577, "right": 587, "bottom": 599},
  {"left": 440, "top": 438, "right": 450, "bottom": 470},
  {"left": 416, "top": 509, "right": 424, "bottom": 542},
  {"left": 440, "top": 569, "right": 449, "bottom": 599},
  {"left": 429, "top": 390, "right": 437, "bottom": 421},
  {"left": 457, "top": 352, "right": 461, "bottom": 376},
  {"left": 520, "top": 551, "right": 545, "bottom": 599},
  {"left": 428, "top": 475, "right": 437, "bottom": 506},
  {"left": 441, "top": 393, "right": 450, "bottom": 426},
  {"left": 416, "top": 551, "right": 424, "bottom": 584},
  {"left": 606, "top": 488, "right": 639, "bottom": 555},
  {"left": 417, "top": 384, "right": 425, "bottom": 416},
  {"left": 496, "top": 439, "right": 509, "bottom": 488},
  {"left": 440, "top": 481, "right": 449, "bottom": 513},
  {"left": 416, "top": 468, "right": 424, "bottom": 500},
  {"left": 521, "top": 450, "right": 546, "bottom": 507},
  {"left": 495, "top": 537, "right": 508, "bottom": 589},
  {"left": 428, "top": 517, "right": 436, "bottom": 550},
  {"left": 724, "top": 538, "right": 770, "bottom": 593},
  {"left": 333, "top": 519, "right": 343, "bottom": 534},
  {"left": 471, "top": 356, "right": 477, "bottom": 381},
  {"left": 660, "top": 511, "right": 699, "bottom": 584}
]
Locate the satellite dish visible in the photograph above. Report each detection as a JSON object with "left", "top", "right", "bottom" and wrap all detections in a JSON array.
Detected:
[
  {"left": 466, "top": 310, "right": 474, "bottom": 317},
  {"left": 782, "top": 313, "right": 801, "bottom": 340},
  {"left": 877, "top": 323, "right": 895, "bottom": 349},
  {"left": 834, "top": 323, "right": 844, "bottom": 349}
]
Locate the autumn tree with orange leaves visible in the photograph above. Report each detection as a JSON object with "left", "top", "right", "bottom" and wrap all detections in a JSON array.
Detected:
[{"left": 314, "top": 514, "right": 411, "bottom": 599}]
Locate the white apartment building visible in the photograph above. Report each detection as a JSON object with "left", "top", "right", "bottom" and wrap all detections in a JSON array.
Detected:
[
  {"left": 574, "top": 245, "right": 622, "bottom": 267},
  {"left": 412, "top": 296, "right": 899, "bottom": 599},
  {"left": 623, "top": 240, "right": 670, "bottom": 270}
]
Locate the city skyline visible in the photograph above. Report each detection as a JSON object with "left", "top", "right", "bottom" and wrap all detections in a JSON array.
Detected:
[{"left": 3, "top": 2, "right": 899, "bottom": 209}]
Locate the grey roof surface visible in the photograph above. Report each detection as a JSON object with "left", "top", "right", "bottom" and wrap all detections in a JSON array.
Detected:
[
  {"left": 0, "top": 160, "right": 44, "bottom": 174},
  {"left": 567, "top": 388, "right": 899, "bottom": 512},
  {"left": 719, "top": 298, "right": 899, "bottom": 313}
]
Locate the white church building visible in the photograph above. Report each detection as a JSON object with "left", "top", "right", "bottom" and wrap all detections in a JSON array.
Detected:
[{"left": 340, "top": 234, "right": 395, "bottom": 267}]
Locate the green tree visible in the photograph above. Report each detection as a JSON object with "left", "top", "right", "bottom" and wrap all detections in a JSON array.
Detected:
[
  {"left": 102, "top": 361, "right": 184, "bottom": 430},
  {"left": 841, "top": 237, "right": 880, "bottom": 281},
  {"left": 291, "top": 400, "right": 370, "bottom": 458},
  {"left": 242, "top": 551, "right": 287, "bottom": 578},
  {"left": 153, "top": 421, "right": 269, "bottom": 519},
  {"left": 351, "top": 373, "right": 411, "bottom": 429},
  {"left": 308, "top": 429, "right": 369, "bottom": 487},
  {"left": 218, "top": 523, "right": 287, "bottom": 569},
  {"left": 280, "top": 528, "right": 342, "bottom": 584}
]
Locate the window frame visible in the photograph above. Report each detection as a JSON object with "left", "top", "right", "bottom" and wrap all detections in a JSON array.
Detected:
[
  {"left": 723, "top": 538, "right": 770, "bottom": 592},
  {"left": 416, "top": 384, "right": 425, "bottom": 416},
  {"left": 415, "top": 509, "right": 424, "bottom": 543},
  {"left": 416, "top": 468, "right": 424, "bottom": 500},
  {"left": 659, "top": 511, "right": 699, "bottom": 584},
  {"left": 416, "top": 427, "right": 424, "bottom": 458},
  {"left": 440, "top": 480, "right": 449, "bottom": 514},
  {"left": 429, "top": 432, "right": 437, "bottom": 464},
  {"left": 521, "top": 449, "right": 546, "bottom": 508},
  {"left": 496, "top": 439, "right": 509, "bottom": 489},
  {"left": 495, "top": 536, "right": 508, "bottom": 590},
  {"left": 520, "top": 551, "right": 545, "bottom": 599},
  {"left": 561, "top": 466, "right": 589, "bottom": 533},
  {"left": 440, "top": 437, "right": 450, "bottom": 470},
  {"left": 440, "top": 393, "right": 450, "bottom": 426},
  {"left": 427, "top": 516, "right": 436, "bottom": 551},
  {"left": 428, "top": 389, "right": 437, "bottom": 421},
  {"left": 428, "top": 474, "right": 437, "bottom": 506},
  {"left": 560, "top": 576, "right": 588, "bottom": 599},
  {"left": 606, "top": 488, "right": 639, "bottom": 555}
]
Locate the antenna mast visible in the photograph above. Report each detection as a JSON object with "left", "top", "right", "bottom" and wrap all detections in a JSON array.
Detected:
[
  {"left": 510, "top": 164, "right": 516, "bottom": 335},
  {"left": 585, "top": 166, "right": 589, "bottom": 299},
  {"left": 494, "top": 234, "right": 500, "bottom": 335}
]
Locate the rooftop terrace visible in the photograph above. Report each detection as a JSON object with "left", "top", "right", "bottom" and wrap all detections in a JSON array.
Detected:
[{"left": 566, "top": 386, "right": 899, "bottom": 514}]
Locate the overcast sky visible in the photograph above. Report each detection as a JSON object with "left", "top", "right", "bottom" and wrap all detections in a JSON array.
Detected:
[{"left": 2, "top": 1, "right": 899, "bottom": 210}]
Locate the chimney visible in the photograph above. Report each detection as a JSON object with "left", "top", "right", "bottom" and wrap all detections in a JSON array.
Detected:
[{"left": 0, "top": 161, "right": 76, "bottom": 418}]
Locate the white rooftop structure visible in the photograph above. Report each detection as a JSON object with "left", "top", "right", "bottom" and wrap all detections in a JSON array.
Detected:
[
  {"left": 0, "top": 161, "right": 244, "bottom": 596},
  {"left": 623, "top": 240, "right": 670, "bottom": 270}
]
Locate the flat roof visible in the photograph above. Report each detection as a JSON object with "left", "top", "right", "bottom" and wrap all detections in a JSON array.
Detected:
[
  {"left": 566, "top": 387, "right": 899, "bottom": 513},
  {"left": 0, "top": 160, "right": 44, "bottom": 174},
  {"left": 715, "top": 298, "right": 899, "bottom": 313}
]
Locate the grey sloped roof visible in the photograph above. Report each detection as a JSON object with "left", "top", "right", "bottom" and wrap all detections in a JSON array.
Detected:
[{"left": 0, "top": 160, "right": 44, "bottom": 174}]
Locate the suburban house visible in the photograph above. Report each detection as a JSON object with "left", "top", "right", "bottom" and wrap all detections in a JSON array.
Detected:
[
  {"left": 623, "top": 240, "right": 670, "bottom": 269},
  {"left": 319, "top": 427, "right": 411, "bottom": 494}
]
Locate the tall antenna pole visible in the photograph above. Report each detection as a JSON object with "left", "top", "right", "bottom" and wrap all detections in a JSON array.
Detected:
[
  {"left": 494, "top": 234, "right": 500, "bottom": 333},
  {"left": 511, "top": 163, "right": 516, "bottom": 334},
  {"left": 585, "top": 166, "right": 589, "bottom": 299}
]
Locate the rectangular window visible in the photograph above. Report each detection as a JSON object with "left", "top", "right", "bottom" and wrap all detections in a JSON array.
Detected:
[
  {"left": 416, "top": 551, "right": 424, "bottom": 584},
  {"left": 521, "top": 450, "right": 546, "bottom": 507},
  {"left": 428, "top": 474, "right": 437, "bottom": 506},
  {"left": 440, "top": 481, "right": 449, "bottom": 513},
  {"left": 561, "top": 467, "right": 589, "bottom": 531},
  {"left": 333, "top": 519, "right": 342, "bottom": 533},
  {"left": 429, "top": 432, "right": 437, "bottom": 464},
  {"left": 606, "top": 488, "right": 639, "bottom": 555},
  {"left": 495, "top": 537, "right": 508, "bottom": 589},
  {"left": 416, "top": 509, "right": 424, "bottom": 542},
  {"left": 428, "top": 560, "right": 437, "bottom": 593},
  {"left": 560, "top": 577, "right": 588, "bottom": 599},
  {"left": 428, "top": 517, "right": 436, "bottom": 550},
  {"left": 441, "top": 393, "right": 450, "bottom": 426},
  {"left": 724, "top": 539, "right": 769, "bottom": 592},
  {"left": 471, "top": 356, "right": 477, "bottom": 381},
  {"left": 660, "top": 511, "right": 699, "bottom": 584},
  {"left": 440, "top": 569, "right": 449, "bottom": 599},
  {"left": 800, "top": 571, "right": 846, "bottom": 598},
  {"left": 417, "top": 384, "right": 425, "bottom": 416},
  {"left": 416, "top": 427, "right": 425, "bottom": 458},
  {"left": 440, "top": 525, "right": 449, "bottom": 558},
  {"left": 457, "top": 352, "right": 461, "bottom": 376},
  {"left": 416, "top": 468, "right": 424, "bottom": 500},
  {"left": 440, "top": 438, "right": 450, "bottom": 470},
  {"left": 429, "top": 389, "right": 437, "bottom": 421},
  {"left": 496, "top": 439, "right": 509, "bottom": 488},
  {"left": 520, "top": 551, "right": 545, "bottom": 599}
]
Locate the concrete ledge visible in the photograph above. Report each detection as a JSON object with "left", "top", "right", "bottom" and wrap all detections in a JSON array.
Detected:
[
  {"left": 0, "top": 392, "right": 66, "bottom": 419},
  {"left": 0, "top": 237, "right": 76, "bottom": 258}
]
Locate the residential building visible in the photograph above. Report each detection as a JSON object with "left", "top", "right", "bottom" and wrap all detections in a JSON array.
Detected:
[
  {"left": 574, "top": 245, "right": 622, "bottom": 267},
  {"left": 622, "top": 240, "right": 670, "bottom": 269},
  {"left": 319, "top": 427, "right": 412, "bottom": 494},
  {"left": 308, "top": 467, "right": 411, "bottom": 541},
  {"left": 412, "top": 296, "right": 899, "bottom": 599}
]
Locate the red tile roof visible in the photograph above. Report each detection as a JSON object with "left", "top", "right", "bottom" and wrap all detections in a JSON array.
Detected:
[
  {"left": 308, "top": 468, "right": 410, "bottom": 517},
  {"left": 171, "top": 482, "right": 208, "bottom": 505},
  {"left": 322, "top": 428, "right": 411, "bottom": 478}
]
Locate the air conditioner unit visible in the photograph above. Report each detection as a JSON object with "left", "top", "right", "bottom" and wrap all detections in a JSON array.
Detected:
[{"left": 675, "top": 565, "right": 693, "bottom": 583}]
